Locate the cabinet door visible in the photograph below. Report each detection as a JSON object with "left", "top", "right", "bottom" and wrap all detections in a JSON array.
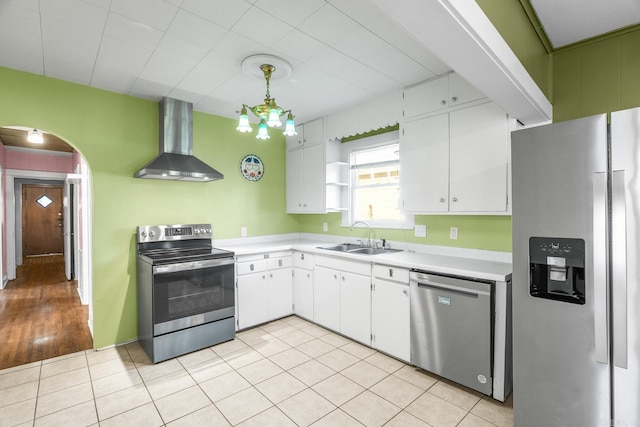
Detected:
[
  {"left": 401, "top": 114, "right": 450, "bottom": 212},
  {"left": 340, "top": 271, "right": 371, "bottom": 345},
  {"left": 286, "top": 148, "right": 304, "bottom": 213},
  {"left": 404, "top": 76, "right": 449, "bottom": 117},
  {"left": 237, "top": 273, "right": 267, "bottom": 329},
  {"left": 313, "top": 266, "right": 340, "bottom": 331},
  {"left": 372, "top": 279, "right": 410, "bottom": 362},
  {"left": 448, "top": 73, "right": 485, "bottom": 108},
  {"left": 302, "top": 118, "right": 323, "bottom": 145},
  {"left": 302, "top": 143, "right": 326, "bottom": 213},
  {"left": 449, "top": 102, "right": 508, "bottom": 212},
  {"left": 293, "top": 267, "right": 314, "bottom": 321},
  {"left": 267, "top": 267, "right": 293, "bottom": 320}
]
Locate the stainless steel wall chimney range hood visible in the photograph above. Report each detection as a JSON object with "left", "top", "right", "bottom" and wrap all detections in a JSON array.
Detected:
[{"left": 134, "top": 97, "right": 224, "bottom": 182}]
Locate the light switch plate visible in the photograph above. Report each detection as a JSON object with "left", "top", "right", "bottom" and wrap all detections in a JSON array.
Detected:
[
  {"left": 241, "top": 226, "right": 247, "bottom": 237},
  {"left": 322, "top": 222, "right": 328, "bottom": 232},
  {"left": 414, "top": 224, "right": 427, "bottom": 238},
  {"left": 450, "top": 227, "right": 458, "bottom": 240}
]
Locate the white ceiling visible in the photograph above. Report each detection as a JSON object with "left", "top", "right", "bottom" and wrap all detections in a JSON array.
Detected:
[
  {"left": 0, "top": 0, "right": 638, "bottom": 128},
  {"left": 0, "top": 0, "right": 451, "bottom": 124},
  {"left": 529, "top": 0, "right": 640, "bottom": 48}
]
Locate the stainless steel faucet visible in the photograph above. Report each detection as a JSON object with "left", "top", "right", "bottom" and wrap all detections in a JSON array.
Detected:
[{"left": 350, "top": 221, "right": 371, "bottom": 247}]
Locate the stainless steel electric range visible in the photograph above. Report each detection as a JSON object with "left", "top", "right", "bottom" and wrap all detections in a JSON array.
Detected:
[{"left": 136, "top": 223, "right": 235, "bottom": 363}]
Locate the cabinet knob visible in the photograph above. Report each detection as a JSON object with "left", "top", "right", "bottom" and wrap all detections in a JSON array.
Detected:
[
  {"left": 342, "top": 276, "right": 345, "bottom": 281},
  {"left": 440, "top": 100, "right": 446, "bottom": 105},
  {"left": 334, "top": 274, "right": 338, "bottom": 280},
  {"left": 440, "top": 197, "right": 446, "bottom": 203},
  {"left": 307, "top": 273, "right": 310, "bottom": 278},
  {"left": 403, "top": 289, "right": 408, "bottom": 295},
  {"left": 303, "top": 204, "right": 307, "bottom": 207},
  {"left": 270, "top": 273, "right": 273, "bottom": 278},
  {"left": 451, "top": 96, "right": 457, "bottom": 102},
  {"left": 250, "top": 264, "right": 254, "bottom": 271},
  {"left": 452, "top": 197, "right": 458, "bottom": 202},
  {"left": 301, "top": 253, "right": 305, "bottom": 260},
  {"left": 298, "top": 203, "right": 302, "bottom": 207}
]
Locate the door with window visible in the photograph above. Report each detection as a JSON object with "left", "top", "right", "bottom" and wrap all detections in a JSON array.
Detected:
[{"left": 22, "top": 184, "right": 64, "bottom": 256}]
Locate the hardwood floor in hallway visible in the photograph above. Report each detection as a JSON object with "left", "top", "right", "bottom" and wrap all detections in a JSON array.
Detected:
[{"left": 0, "top": 255, "right": 93, "bottom": 370}]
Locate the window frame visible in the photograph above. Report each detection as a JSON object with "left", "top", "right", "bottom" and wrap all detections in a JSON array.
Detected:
[{"left": 342, "top": 131, "right": 413, "bottom": 230}]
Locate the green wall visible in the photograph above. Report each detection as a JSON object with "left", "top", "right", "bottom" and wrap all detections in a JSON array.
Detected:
[
  {"left": 552, "top": 28, "right": 640, "bottom": 122},
  {"left": 0, "top": 66, "right": 299, "bottom": 348}
]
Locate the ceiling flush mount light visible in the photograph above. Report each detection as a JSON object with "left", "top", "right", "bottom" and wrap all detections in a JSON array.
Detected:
[
  {"left": 237, "top": 54, "right": 297, "bottom": 140},
  {"left": 27, "top": 128, "right": 44, "bottom": 144}
]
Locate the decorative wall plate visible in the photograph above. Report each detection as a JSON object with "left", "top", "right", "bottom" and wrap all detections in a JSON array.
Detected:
[{"left": 240, "top": 154, "right": 264, "bottom": 181}]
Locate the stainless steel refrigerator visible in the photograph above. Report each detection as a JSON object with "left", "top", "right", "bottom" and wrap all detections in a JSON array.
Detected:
[{"left": 511, "top": 107, "right": 640, "bottom": 426}]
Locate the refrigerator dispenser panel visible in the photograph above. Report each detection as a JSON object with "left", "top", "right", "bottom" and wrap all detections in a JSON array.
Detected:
[{"left": 529, "top": 237, "right": 585, "bottom": 304}]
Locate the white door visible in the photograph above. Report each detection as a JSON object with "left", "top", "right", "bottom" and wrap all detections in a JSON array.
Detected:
[
  {"left": 301, "top": 143, "right": 325, "bottom": 213},
  {"left": 372, "top": 279, "right": 410, "bottom": 361},
  {"left": 449, "top": 102, "right": 508, "bottom": 212},
  {"left": 313, "top": 266, "right": 340, "bottom": 331},
  {"left": 267, "top": 267, "right": 293, "bottom": 320},
  {"left": 340, "top": 271, "right": 371, "bottom": 345},
  {"left": 401, "top": 114, "right": 450, "bottom": 213},
  {"left": 237, "top": 273, "right": 268, "bottom": 329},
  {"left": 293, "top": 267, "right": 314, "bottom": 320}
]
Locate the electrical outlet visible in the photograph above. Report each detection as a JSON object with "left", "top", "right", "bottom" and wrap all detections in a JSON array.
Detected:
[
  {"left": 414, "top": 224, "right": 427, "bottom": 238},
  {"left": 322, "top": 222, "right": 328, "bottom": 232},
  {"left": 450, "top": 227, "right": 458, "bottom": 240},
  {"left": 241, "top": 226, "right": 247, "bottom": 237}
]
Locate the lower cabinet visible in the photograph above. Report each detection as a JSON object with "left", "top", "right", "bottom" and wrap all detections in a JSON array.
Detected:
[
  {"left": 314, "top": 255, "right": 371, "bottom": 345},
  {"left": 236, "top": 252, "right": 292, "bottom": 330},
  {"left": 293, "top": 251, "right": 314, "bottom": 321},
  {"left": 372, "top": 265, "right": 410, "bottom": 362}
]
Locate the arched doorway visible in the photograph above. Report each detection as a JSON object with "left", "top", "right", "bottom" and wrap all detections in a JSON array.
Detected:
[{"left": 0, "top": 126, "right": 93, "bottom": 368}]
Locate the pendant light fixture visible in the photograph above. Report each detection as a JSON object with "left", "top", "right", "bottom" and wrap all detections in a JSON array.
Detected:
[{"left": 236, "top": 55, "right": 297, "bottom": 140}]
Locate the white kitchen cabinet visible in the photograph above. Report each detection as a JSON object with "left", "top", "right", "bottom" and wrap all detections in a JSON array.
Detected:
[
  {"left": 401, "top": 114, "right": 449, "bottom": 213},
  {"left": 236, "top": 258, "right": 268, "bottom": 330},
  {"left": 404, "top": 73, "right": 485, "bottom": 118},
  {"left": 401, "top": 102, "right": 509, "bottom": 213},
  {"left": 313, "top": 265, "right": 341, "bottom": 331},
  {"left": 286, "top": 143, "right": 326, "bottom": 213},
  {"left": 314, "top": 255, "right": 371, "bottom": 343},
  {"left": 339, "top": 270, "right": 371, "bottom": 345},
  {"left": 293, "top": 251, "right": 314, "bottom": 321},
  {"left": 236, "top": 252, "right": 292, "bottom": 330},
  {"left": 286, "top": 117, "right": 324, "bottom": 150},
  {"left": 372, "top": 264, "right": 410, "bottom": 362}
]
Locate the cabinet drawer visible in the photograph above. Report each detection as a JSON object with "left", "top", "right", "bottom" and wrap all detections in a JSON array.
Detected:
[
  {"left": 315, "top": 255, "right": 371, "bottom": 276},
  {"left": 267, "top": 256, "right": 292, "bottom": 270},
  {"left": 237, "top": 260, "right": 267, "bottom": 275},
  {"left": 293, "top": 251, "right": 314, "bottom": 270},
  {"left": 373, "top": 264, "right": 409, "bottom": 284}
]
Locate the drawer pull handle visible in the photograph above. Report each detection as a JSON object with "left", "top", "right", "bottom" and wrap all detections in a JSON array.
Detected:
[
  {"left": 250, "top": 264, "right": 254, "bottom": 271},
  {"left": 389, "top": 268, "right": 393, "bottom": 278}
]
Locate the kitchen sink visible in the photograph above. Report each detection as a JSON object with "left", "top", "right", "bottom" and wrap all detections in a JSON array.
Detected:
[{"left": 318, "top": 244, "right": 402, "bottom": 256}]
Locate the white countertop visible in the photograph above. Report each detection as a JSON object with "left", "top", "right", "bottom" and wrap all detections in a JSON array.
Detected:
[{"left": 217, "top": 234, "right": 512, "bottom": 283}]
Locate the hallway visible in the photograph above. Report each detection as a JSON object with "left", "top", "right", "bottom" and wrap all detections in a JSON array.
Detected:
[{"left": 0, "top": 255, "right": 93, "bottom": 370}]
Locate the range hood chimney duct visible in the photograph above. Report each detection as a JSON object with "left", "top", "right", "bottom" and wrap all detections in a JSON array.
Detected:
[{"left": 134, "top": 97, "right": 224, "bottom": 182}]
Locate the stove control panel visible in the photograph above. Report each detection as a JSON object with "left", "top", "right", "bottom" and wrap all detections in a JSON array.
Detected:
[{"left": 137, "top": 223, "right": 213, "bottom": 243}]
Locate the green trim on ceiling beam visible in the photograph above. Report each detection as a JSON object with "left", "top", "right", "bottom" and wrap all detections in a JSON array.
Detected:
[{"left": 341, "top": 124, "right": 399, "bottom": 142}]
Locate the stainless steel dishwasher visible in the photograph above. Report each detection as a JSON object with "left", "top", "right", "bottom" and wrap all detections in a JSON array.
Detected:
[{"left": 410, "top": 269, "right": 494, "bottom": 395}]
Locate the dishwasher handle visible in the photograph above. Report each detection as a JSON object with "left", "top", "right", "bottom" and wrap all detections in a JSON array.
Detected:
[{"left": 414, "top": 280, "right": 489, "bottom": 298}]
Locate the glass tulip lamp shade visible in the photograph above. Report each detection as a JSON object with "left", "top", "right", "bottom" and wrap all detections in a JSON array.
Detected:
[
  {"left": 236, "top": 106, "right": 252, "bottom": 133},
  {"left": 256, "top": 119, "right": 270, "bottom": 140},
  {"left": 283, "top": 112, "right": 297, "bottom": 136}
]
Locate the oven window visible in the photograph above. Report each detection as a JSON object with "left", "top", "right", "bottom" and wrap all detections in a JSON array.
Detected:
[{"left": 153, "top": 263, "right": 234, "bottom": 324}]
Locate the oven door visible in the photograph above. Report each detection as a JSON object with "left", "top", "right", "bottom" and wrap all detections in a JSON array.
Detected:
[{"left": 152, "top": 257, "right": 234, "bottom": 336}]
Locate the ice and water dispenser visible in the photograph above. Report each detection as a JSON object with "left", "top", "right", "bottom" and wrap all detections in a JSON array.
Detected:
[{"left": 529, "top": 237, "right": 586, "bottom": 304}]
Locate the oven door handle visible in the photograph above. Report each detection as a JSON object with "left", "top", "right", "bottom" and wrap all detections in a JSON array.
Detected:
[{"left": 153, "top": 257, "right": 234, "bottom": 274}]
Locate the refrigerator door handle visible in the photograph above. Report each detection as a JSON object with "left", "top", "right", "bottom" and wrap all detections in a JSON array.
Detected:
[
  {"left": 612, "top": 170, "right": 628, "bottom": 369},
  {"left": 593, "top": 172, "right": 609, "bottom": 364}
]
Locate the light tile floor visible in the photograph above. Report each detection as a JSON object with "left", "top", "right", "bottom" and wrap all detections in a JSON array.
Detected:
[{"left": 0, "top": 316, "right": 513, "bottom": 427}]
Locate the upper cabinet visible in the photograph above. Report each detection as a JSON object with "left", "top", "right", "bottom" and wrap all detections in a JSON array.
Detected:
[
  {"left": 404, "top": 73, "right": 485, "bottom": 119},
  {"left": 401, "top": 74, "right": 511, "bottom": 214},
  {"left": 286, "top": 117, "right": 324, "bottom": 150}
]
